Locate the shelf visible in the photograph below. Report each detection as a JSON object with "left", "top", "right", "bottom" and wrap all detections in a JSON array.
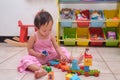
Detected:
[
  {"left": 58, "top": 39, "right": 108, "bottom": 42},
  {"left": 59, "top": 19, "right": 120, "bottom": 22},
  {"left": 57, "top": 0, "right": 120, "bottom": 47},
  {"left": 59, "top": 0, "right": 118, "bottom": 4}
]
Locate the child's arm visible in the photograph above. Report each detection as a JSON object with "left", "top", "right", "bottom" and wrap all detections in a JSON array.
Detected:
[
  {"left": 27, "top": 33, "right": 45, "bottom": 58},
  {"left": 51, "top": 35, "right": 68, "bottom": 61}
]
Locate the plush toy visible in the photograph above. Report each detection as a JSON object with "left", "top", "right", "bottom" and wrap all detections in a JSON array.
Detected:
[
  {"left": 61, "top": 8, "right": 73, "bottom": 19},
  {"left": 91, "top": 10, "right": 101, "bottom": 20}
]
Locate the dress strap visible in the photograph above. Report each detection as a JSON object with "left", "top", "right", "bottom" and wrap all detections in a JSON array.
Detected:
[{"left": 34, "top": 32, "right": 39, "bottom": 40}]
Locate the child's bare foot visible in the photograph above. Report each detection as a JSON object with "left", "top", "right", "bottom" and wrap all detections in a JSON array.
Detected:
[
  {"left": 78, "top": 54, "right": 84, "bottom": 64},
  {"left": 34, "top": 69, "right": 47, "bottom": 79}
]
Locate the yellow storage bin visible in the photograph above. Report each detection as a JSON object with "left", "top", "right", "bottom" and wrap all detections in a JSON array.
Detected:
[
  {"left": 104, "top": 10, "right": 120, "bottom": 27},
  {"left": 76, "top": 28, "right": 90, "bottom": 46}
]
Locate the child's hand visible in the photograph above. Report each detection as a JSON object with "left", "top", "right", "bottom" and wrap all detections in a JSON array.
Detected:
[
  {"left": 37, "top": 52, "right": 46, "bottom": 59},
  {"left": 60, "top": 54, "right": 69, "bottom": 62}
]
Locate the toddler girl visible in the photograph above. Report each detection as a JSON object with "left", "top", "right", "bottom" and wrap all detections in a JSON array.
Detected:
[{"left": 17, "top": 10, "right": 83, "bottom": 79}]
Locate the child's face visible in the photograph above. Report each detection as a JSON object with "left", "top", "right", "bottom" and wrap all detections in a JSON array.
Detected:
[{"left": 38, "top": 21, "right": 53, "bottom": 37}]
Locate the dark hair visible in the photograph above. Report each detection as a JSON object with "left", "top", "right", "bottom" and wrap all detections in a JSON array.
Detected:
[{"left": 34, "top": 10, "right": 53, "bottom": 29}]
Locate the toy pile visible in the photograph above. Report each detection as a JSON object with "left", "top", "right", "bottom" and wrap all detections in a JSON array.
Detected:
[{"left": 43, "top": 48, "right": 100, "bottom": 79}]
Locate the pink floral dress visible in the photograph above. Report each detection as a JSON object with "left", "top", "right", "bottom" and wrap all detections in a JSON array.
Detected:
[{"left": 17, "top": 32, "right": 70, "bottom": 72}]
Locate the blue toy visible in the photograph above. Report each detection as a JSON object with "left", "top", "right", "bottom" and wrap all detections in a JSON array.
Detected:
[
  {"left": 70, "top": 74, "right": 80, "bottom": 80},
  {"left": 71, "top": 59, "right": 80, "bottom": 70},
  {"left": 42, "top": 50, "right": 48, "bottom": 56},
  {"left": 48, "top": 60, "right": 60, "bottom": 66}
]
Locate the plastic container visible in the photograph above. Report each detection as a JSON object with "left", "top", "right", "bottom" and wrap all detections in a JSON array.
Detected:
[
  {"left": 60, "top": 8, "right": 74, "bottom": 27},
  {"left": 60, "top": 0, "right": 80, "bottom": 2},
  {"left": 82, "top": 0, "right": 95, "bottom": 1},
  {"left": 76, "top": 9, "right": 90, "bottom": 27},
  {"left": 90, "top": 10, "right": 105, "bottom": 27},
  {"left": 103, "top": 27, "right": 119, "bottom": 47},
  {"left": 103, "top": 10, "right": 120, "bottom": 27},
  {"left": 63, "top": 27, "right": 76, "bottom": 45},
  {"left": 76, "top": 28, "right": 90, "bottom": 46},
  {"left": 89, "top": 27, "right": 105, "bottom": 46}
]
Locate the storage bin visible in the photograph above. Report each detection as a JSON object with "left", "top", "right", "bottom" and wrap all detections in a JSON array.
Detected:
[
  {"left": 60, "top": 0, "right": 80, "bottom": 2},
  {"left": 90, "top": 10, "right": 105, "bottom": 27},
  {"left": 76, "top": 28, "right": 90, "bottom": 46},
  {"left": 96, "top": 0, "right": 105, "bottom": 1},
  {"left": 103, "top": 27, "right": 119, "bottom": 47},
  {"left": 76, "top": 9, "right": 90, "bottom": 27},
  {"left": 89, "top": 28, "right": 105, "bottom": 46},
  {"left": 60, "top": 8, "right": 73, "bottom": 27},
  {"left": 103, "top": 10, "right": 120, "bottom": 27},
  {"left": 63, "top": 27, "right": 76, "bottom": 45},
  {"left": 82, "top": 0, "right": 95, "bottom": 1}
]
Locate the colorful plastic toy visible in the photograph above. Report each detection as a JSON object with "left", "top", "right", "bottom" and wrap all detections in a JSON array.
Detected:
[
  {"left": 66, "top": 73, "right": 80, "bottom": 80},
  {"left": 47, "top": 59, "right": 60, "bottom": 66},
  {"left": 42, "top": 50, "right": 48, "bottom": 56},
  {"left": 71, "top": 59, "right": 80, "bottom": 70},
  {"left": 47, "top": 48, "right": 100, "bottom": 77},
  {"left": 43, "top": 66, "right": 52, "bottom": 72},
  {"left": 48, "top": 72, "right": 54, "bottom": 80}
]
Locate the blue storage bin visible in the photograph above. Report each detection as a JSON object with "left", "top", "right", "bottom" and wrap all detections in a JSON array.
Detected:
[
  {"left": 60, "top": 22, "right": 72, "bottom": 27},
  {"left": 96, "top": 0, "right": 105, "bottom": 1},
  {"left": 60, "top": 8, "right": 73, "bottom": 27},
  {"left": 82, "top": 0, "right": 95, "bottom": 1},
  {"left": 90, "top": 10, "right": 105, "bottom": 27}
]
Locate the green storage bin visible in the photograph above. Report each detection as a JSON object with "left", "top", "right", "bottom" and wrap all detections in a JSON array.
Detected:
[
  {"left": 63, "top": 27, "right": 76, "bottom": 45},
  {"left": 103, "top": 27, "right": 119, "bottom": 47}
]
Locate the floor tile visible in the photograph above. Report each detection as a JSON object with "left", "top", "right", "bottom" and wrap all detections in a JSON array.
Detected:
[
  {"left": 0, "top": 49, "right": 27, "bottom": 69},
  {"left": 0, "top": 46, "right": 26, "bottom": 63},
  {"left": 114, "top": 74, "right": 120, "bottom": 80},
  {"left": 0, "top": 43, "right": 119, "bottom": 80},
  {"left": 106, "top": 62, "right": 120, "bottom": 74},
  {"left": 96, "top": 47, "right": 120, "bottom": 61},
  {"left": 72, "top": 47, "right": 103, "bottom": 61},
  {"left": 80, "top": 73, "right": 116, "bottom": 80},
  {"left": 0, "top": 69, "right": 25, "bottom": 80}
]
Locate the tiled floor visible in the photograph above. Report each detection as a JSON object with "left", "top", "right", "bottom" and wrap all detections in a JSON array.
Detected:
[{"left": 0, "top": 43, "right": 120, "bottom": 80}]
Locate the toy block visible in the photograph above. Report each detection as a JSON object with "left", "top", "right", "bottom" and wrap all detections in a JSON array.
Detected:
[
  {"left": 70, "top": 74, "right": 80, "bottom": 80},
  {"left": 71, "top": 60, "right": 80, "bottom": 70},
  {"left": 84, "top": 54, "right": 92, "bottom": 66},
  {"left": 66, "top": 73, "right": 73, "bottom": 80},
  {"left": 80, "top": 65, "right": 84, "bottom": 70},
  {"left": 84, "top": 66, "right": 89, "bottom": 72},
  {"left": 42, "top": 50, "right": 48, "bottom": 56},
  {"left": 48, "top": 60, "right": 60, "bottom": 66},
  {"left": 48, "top": 72, "right": 54, "bottom": 80},
  {"left": 43, "top": 66, "right": 52, "bottom": 72}
]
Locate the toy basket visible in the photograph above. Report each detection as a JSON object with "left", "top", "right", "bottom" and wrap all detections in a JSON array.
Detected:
[
  {"left": 96, "top": 0, "right": 105, "bottom": 1},
  {"left": 103, "top": 27, "right": 119, "bottom": 47},
  {"left": 76, "top": 28, "right": 90, "bottom": 46},
  {"left": 63, "top": 27, "right": 76, "bottom": 45},
  {"left": 103, "top": 10, "right": 120, "bottom": 27},
  {"left": 76, "top": 9, "right": 90, "bottom": 27},
  {"left": 89, "top": 28, "right": 105, "bottom": 46},
  {"left": 90, "top": 10, "right": 105, "bottom": 27},
  {"left": 60, "top": 8, "right": 74, "bottom": 27},
  {"left": 60, "top": 0, "right": 80, "bottom": 2},
  {"left": 82, "top": 0, "right": 95, "bottom": 1}
]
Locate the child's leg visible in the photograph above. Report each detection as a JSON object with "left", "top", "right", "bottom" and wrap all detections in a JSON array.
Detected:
[
  {"left": 27, "top": 64, "right": 47, "bottom": 79},
  {"left": 70, "top": 53, "right": 84, "bottom": 64},
  {"left": 61, "top": 47, "right": 83, "bottom": 64}
]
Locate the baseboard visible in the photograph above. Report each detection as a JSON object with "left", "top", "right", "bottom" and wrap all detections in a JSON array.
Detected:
[
  {"left": 0, "top": 36, "right": 30, "bottom": 42},
  {"left": 0, "top": 36, "right": 14, "bottom": 42}
]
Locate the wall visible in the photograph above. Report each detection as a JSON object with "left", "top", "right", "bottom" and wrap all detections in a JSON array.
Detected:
[
  {"left": 0, "top": 0, "right": 117, "bottom": 36},
  {"left": 0, "top": 0, "right": 58, "bottom": 36}
]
